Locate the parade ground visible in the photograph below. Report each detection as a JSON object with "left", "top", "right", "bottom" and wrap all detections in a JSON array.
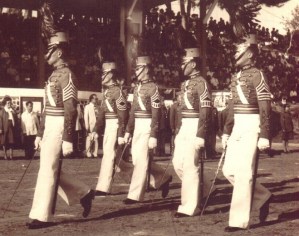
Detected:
[{"left": 0, "top": 139, "right": 298, "bottom": 236}]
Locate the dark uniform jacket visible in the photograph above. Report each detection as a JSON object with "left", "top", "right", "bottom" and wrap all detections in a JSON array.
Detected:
[
  {"left": 223, "top": 66, "right": 272, "bottom": 139},
  {"left": 179, "top": 75, "right": 212, "bottom": 139},
  {"left": 126, "top": 80, "right": 161, "bottom": 138},
  {"left": 94, "top": 84, "right": 128, "bottom": 137},
  {"left": 169, "top": 101, "right": 182, "bottom": 135},
  {"left": 38, "top": 65, "right": 78, "bottom": 143}
]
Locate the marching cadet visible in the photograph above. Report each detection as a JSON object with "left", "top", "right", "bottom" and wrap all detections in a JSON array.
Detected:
[
  {"left": 92, "top": 61, "right": 130, "bottom": 196},
  {"left": 123, "top": 56, "right": 172, "bottom": 204},
  {"left": 27, "top": 31, "right": 94, "bottom": 229},
  {"left": 221, "top": 34, "right": 272, "bottom": 232},
  {"left": 172, "top": 48, "right": 212, "bottom": 217}
]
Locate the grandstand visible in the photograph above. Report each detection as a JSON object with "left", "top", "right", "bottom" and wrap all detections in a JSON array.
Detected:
[{"left": 0, "top": 0, "right": 298, "bottom": 110}]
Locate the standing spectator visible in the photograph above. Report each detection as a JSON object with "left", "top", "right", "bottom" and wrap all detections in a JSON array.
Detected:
[
  {"left": 0, "top": 95, "right": 16, "bottom": 160},
  {"left": 289, "top": 89, "right": 297, "bottom": 104},
  {"left": 84, "top": 94, "right": 98, "bottom": 158},
  {"left": 73, "top": 102, "right": 85, "bottom": 157},
  {"left": 21, "top": 101, "right": 40, "bottom": 159},
  {"left": 280, "top": 105, "right": 293, "bottom": 153}
]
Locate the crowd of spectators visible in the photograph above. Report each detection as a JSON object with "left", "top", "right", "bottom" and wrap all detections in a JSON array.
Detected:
[
  {"left": 142, "top": 7, "right": 299, "bottom": 101},
  {"left": 0, "top": 7, "right": 298, "bottom": 102}
]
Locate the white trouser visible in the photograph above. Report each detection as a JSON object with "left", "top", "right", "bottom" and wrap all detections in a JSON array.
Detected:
[
  {"left": 86, "top": 132, "right": 99, "bottom": 157},
  {"left": 96, "top": 119, "right": 118, "bottom": 192},
  {"left": 127, "top": 118, "right": 171, "bottom": 201},
  {"left": 29, "top": 116, "right": 90, "bottom": 222},
  {"left": 222, "top": 114, "right": 272, "bottom": 228},
  {"left": 172, "top": 118, "right": 210, "bottom": 216}
]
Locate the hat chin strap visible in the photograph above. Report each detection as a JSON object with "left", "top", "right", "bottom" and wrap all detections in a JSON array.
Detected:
[{"left": 136, "top": 66, "right": 145, "bottom": 80}]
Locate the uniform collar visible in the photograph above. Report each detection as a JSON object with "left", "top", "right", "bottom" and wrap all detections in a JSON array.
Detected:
[
  {"left": 190, "top": 72, "right": 201, "bottom": 80},
  {"left": 241, "top": 64, "right": 254, "bottom": 71},
  {"left": 55, "top": 63, "right": 68, "bottom": 70},
  {"left": 139, "top": 79, "right": 152, "bottom": 84},
  {"left": 104, "top": 83, "right": 117, "bottom": 89}
]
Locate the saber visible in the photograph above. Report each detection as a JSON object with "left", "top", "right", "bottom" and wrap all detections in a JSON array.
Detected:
[
  {"left": 108, "top": 141, "right": 131, "bottom": 192},
  {"left": 51, "top": 151, "right": 63, "bottom": 215},
  {"left": 199, "top": 147, "right": 205, "bottom": 208},
  {"left": 201, "top": 147, "right": 226, "bottom": 216},
  {"left": 250, "top": 148, "right": 260, "bottom": 212},
  {"left": 146, "top": 149, "right": 154, "bottom": 192},
  {"left": 2, "top": 150, "right": 38, "bottom": 218}
]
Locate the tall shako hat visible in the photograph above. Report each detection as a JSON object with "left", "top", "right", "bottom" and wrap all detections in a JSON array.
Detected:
[
  {"left": 136, "top": 56, "right": 151, "bottom": 66},
  {"left": 40, "top": 1, "right": 69, "bottom": 59},
  {"left": 182, "top": 48, "right": 200, "bottom": 64},
  {"left": 235, "top": 33, "right": 258, "bottom": 61},
  {"left": 102, "top": 61, "right": 117, "bottom": 80},
  {"left": 102, "top": 62, "right": 117, "bottom": 72}
]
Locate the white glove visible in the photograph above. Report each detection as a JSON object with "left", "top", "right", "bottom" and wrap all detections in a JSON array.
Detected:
[
  {"left": 257, "top": 138, "right": 270, "bottom": 151},
  {"left": 222, "top": 134, "right": 230, "bottom": 149},
  {"left": 34, "top": 136, "right": 42, "bottom": 150},
  {"left": 118, "top": 137, "right": 125, "bottom": 145},
  {"left": 194, "top": 137, "right": 205, "bottom": 150},
  {"left": 62, "top": 141, "right": 73, "bottom": 157},
  {"left": 124, "top": 132, "right": 131, "bottom": 143},
  {"left": 148, "top": 137, "right": 157, "bottom": 149}
]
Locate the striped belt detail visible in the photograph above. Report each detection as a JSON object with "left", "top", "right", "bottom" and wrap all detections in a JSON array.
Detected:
[
  {"left": 181, "top": 109, "right": 199, "bottom": 118},
  {"left": 105, "top": 113, "right": 117, "bottom": 119},
  {"left": 234, "top": 104, "right": 259, "bottom": 114},
  {"left": 45, "top": 106, "right": 64, "bottom": 116},
  {"left": 134, "top": 111, "right": 151, "bottom": 118}
]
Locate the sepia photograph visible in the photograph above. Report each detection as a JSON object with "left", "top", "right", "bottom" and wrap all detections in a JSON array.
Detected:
[{"left": 0, "top": 0, "right": 298, "bottom": 235}]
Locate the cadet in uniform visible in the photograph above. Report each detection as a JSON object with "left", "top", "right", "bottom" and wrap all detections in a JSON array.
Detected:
[
  {"left": 123, "top": 56, "right": 172, "bottom": 204},
  {"left": 92, "top": 62, "right": 129, "bottom": 196},
  {"left": 222, "top": 34, "right": 272, "bottom": 232},
  {"left": 172, "top": 48, "right": 212, "bottom": 217},
  {"left": 27, "top": 32, "right": 94, "bottom": 229}
]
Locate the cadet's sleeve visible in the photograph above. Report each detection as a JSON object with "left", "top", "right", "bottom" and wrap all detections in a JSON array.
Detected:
[
  {"left": 149, "top": 85, "right": 161, "bottom": 138},
  {"left": 61, "top": 72, "right": 78, "bottom": 143},
  {"left": 115, "top": 88, "right": 128, "bottom": 137},
  {"left": 252, "top": 71, "right": 271, "bottom": 139},
  {"left": 93, "top": 103, "right": 105, "bottom": 134},
  {"left": 223, "top": 93, "right": 234, "bottom": 136},
  {"left": 196, "top": 79, "right": 212, "bottom": 139},
  {"left": 125, "top": 89, "right": 136, "bottom": 135},
  {"left": 37, "top": 106, "right": 46, "bottom": 138}
]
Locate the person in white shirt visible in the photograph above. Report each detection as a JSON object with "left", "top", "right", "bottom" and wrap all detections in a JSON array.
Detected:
[
  {"left": 21, "top": 101, "right": 40, "bottom": 159},
  {"left": 84, "top": 94, "right": 99, "bottom": 158}
]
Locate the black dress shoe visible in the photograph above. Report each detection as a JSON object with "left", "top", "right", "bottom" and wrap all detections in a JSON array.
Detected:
[
  {"left": 224, "top": 226, "right": 245, "bottom": 232},
  {"left": 80, "top": 189, "right": 95, "bottom": 218},
  {"left": 123, "top": 198, "right": 139, "bottom": 205},
  {"left": 174, "top": 212, "right": 189, "bottom": 218},
  {"left": 259, "top": 194, "right": 272, "bottom": 223},
  {"left": 26, "top": 219, "right": 54, "bottom": 229},
  {"left": 160, "top": 176, "right": 172, "bottom": 199},
  {"left": 94, "top": 190, "right": 107, "bottom": 197}
]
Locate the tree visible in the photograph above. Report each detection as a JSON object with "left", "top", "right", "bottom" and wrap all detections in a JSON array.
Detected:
[
  {"left": 283, "top": 4, "right": 299, "bottom": 54},
  {"left": 283, "top": 4, "right": 299, "bottom": 32}
]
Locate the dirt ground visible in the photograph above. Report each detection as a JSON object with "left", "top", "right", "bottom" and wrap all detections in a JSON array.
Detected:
[{"left": 0, "top": 138, "right": 298, "bottom": 236}]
